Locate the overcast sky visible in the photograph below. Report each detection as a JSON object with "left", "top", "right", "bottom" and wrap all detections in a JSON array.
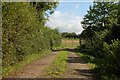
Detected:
[{"left": 46, "top": 1, "right": 93, "bottom": 34}]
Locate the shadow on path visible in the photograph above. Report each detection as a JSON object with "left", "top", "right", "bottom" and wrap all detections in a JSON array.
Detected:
[
  {"left": 56, "top": 48, "right": 96, "bottom": 80},
  {"left": 74, "top": 69, "right": 93, "bottom": 77}
]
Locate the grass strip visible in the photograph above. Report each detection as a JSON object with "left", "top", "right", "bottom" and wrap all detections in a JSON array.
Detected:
[
  {"left": 3, "top": 49, "right": 51, "bottom": 77},
  {"left": 43, "top": 51, "right": 68, "bottom": 78}
]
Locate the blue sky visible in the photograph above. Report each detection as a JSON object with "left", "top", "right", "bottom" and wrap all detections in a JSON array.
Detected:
[
  {"left": 46, "top": 1, "right": 93, "bottom": 34},
  {"left": 56, "top": 2, "right": 92, "bottom": 17}
]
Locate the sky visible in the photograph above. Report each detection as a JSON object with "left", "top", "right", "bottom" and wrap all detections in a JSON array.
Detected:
[{"left": 46, "top": 1, "right": 93, "bottom": 34}]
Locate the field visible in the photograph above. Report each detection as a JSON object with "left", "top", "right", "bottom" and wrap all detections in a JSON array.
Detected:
[{"left": 61, "top": 38, "right": 79, "bottom": 48}]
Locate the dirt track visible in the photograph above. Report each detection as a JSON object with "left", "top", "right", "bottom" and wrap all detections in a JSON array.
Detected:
[
  {"left": 5, "top": 52, "right": 58, "bottom": 78},
  {"left": 62, "top": 51, "right": 94, "bottom": 80},
  {"left": 4, "top": 49, "right": 94, "bottom": 79}
]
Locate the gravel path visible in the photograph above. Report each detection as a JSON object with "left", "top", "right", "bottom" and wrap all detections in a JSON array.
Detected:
[
  {"left": 4, "top": 49, "right": 95, "bottom": 79},
  {"left": 62, "top": 51, "right": 94, "bottom": 80},
  {"left": 5, "top": 52, "right": 58, "bottom": 78}
]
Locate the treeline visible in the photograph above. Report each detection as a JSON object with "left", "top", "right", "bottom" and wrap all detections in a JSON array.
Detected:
[
  {"left": 61, "top": 32, "right": 80, "bottom": 39},
  {"left": 80, "top": 2, "right": 120, "bottom": 80},
  {"left": 2, "top": 2, "right": 61, "bottom": 66}
]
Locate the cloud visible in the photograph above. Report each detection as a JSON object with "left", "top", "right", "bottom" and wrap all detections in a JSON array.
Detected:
[{"left": 46, "top": 11, "right": 84, "bottom": 34}]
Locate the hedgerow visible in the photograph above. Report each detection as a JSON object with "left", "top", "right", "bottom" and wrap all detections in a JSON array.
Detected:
[{"left": 2, "top": 2, "right": 61, "bottom": 66}]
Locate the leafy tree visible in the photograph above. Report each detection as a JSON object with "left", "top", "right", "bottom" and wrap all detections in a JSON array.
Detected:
[
  {"left": 80, "top": 1, "right": 120, "bottom": 79},
  {"left": 30, "top": 2, "right": 59, "bottom": 25},
  {"left": 81, "top": 2, "right": 117, "bottom": 40},
  {"left": 61, "top": 32, "right": 78, "bottom": 39},
  {"left": 2, "top": 2, "right": 61, "bottom": 67}
]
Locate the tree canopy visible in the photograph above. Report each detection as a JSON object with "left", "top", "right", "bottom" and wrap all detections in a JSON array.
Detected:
[
  {"left": 2, "top": 2, "right": 61, "bottom": 67},
  {"left": 80, "top": 1, "right": 120, "bottom": 79},
  {"left": 61, "top": 32, "right": 79, "bottom": 39}
]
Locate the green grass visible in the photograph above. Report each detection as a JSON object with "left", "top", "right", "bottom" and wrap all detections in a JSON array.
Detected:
[
  {"left": 43, "top": 51, "right": 68, "bottom": 78},
  {"left": 3, "top": 49, "right": 51, "bottom": 77}
]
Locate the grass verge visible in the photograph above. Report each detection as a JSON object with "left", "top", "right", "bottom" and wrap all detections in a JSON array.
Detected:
[
  {"left": 3, "top": 49, "right": 51, "bottom": 77},
  {"left": 43, "top": 51, "right": 68, "bottom": 78}
]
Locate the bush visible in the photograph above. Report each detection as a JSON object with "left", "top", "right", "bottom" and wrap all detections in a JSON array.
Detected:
[
  {"left": 101, "top": 40, "right": 120, "bottom": 79},
  {"left": 2, "top": 3, "right": 61, "bottom": 66},
  {"left": 80, "top": 31, "right": 120, "bottom": 79}
]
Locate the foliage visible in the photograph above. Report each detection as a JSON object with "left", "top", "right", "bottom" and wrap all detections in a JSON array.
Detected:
[
  {"left": 30, "top": 2, "right": 59, "bottom": 24},
  {"left": 80, "top": 2, "right": 120, "bottom": 79},
  {"left": 2, "top": 2, "right": 61, "bottom": 68},
  {"left": 100, "top": 40, "right": 120, "bottom": 79},
  {"left": 61, "top": 32, "right": 79, "bottom": 39}
]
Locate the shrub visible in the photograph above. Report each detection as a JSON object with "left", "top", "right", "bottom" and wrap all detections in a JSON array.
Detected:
[
  {"left": 2, "top": 2, "right": 61, "bottom": 66},
  {"left": 101, "top": 40, "right": 120, "bottom": 79}
]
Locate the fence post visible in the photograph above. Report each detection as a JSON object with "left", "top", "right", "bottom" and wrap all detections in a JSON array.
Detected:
[{"left": 72, "top": 38, "right": 73, "bottom": 47}]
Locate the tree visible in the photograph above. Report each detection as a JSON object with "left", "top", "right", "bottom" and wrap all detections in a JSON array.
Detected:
[
  {"left": 30, "top": 2, "right": 59, "bottom": 25},
  {"left": 61, "top": 32, "right": 78, "bottom": 39},
  {"left": 2, "top": 2, "right": 61, "bottom": 67},
  {"left": 81, "top": 2, "right": 117, "bottom": 38},
  {"left": 80, "top": 1, "right": 120, "bottom": 79}
]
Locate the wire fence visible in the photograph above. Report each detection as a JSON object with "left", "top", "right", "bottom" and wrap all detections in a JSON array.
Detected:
[{"left": 61, "top": 38, "right": 80, "bottom": 48}]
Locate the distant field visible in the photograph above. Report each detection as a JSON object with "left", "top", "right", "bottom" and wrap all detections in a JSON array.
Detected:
[{"left": 61, "top": 38, "right": 79, "bottom": 48}]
